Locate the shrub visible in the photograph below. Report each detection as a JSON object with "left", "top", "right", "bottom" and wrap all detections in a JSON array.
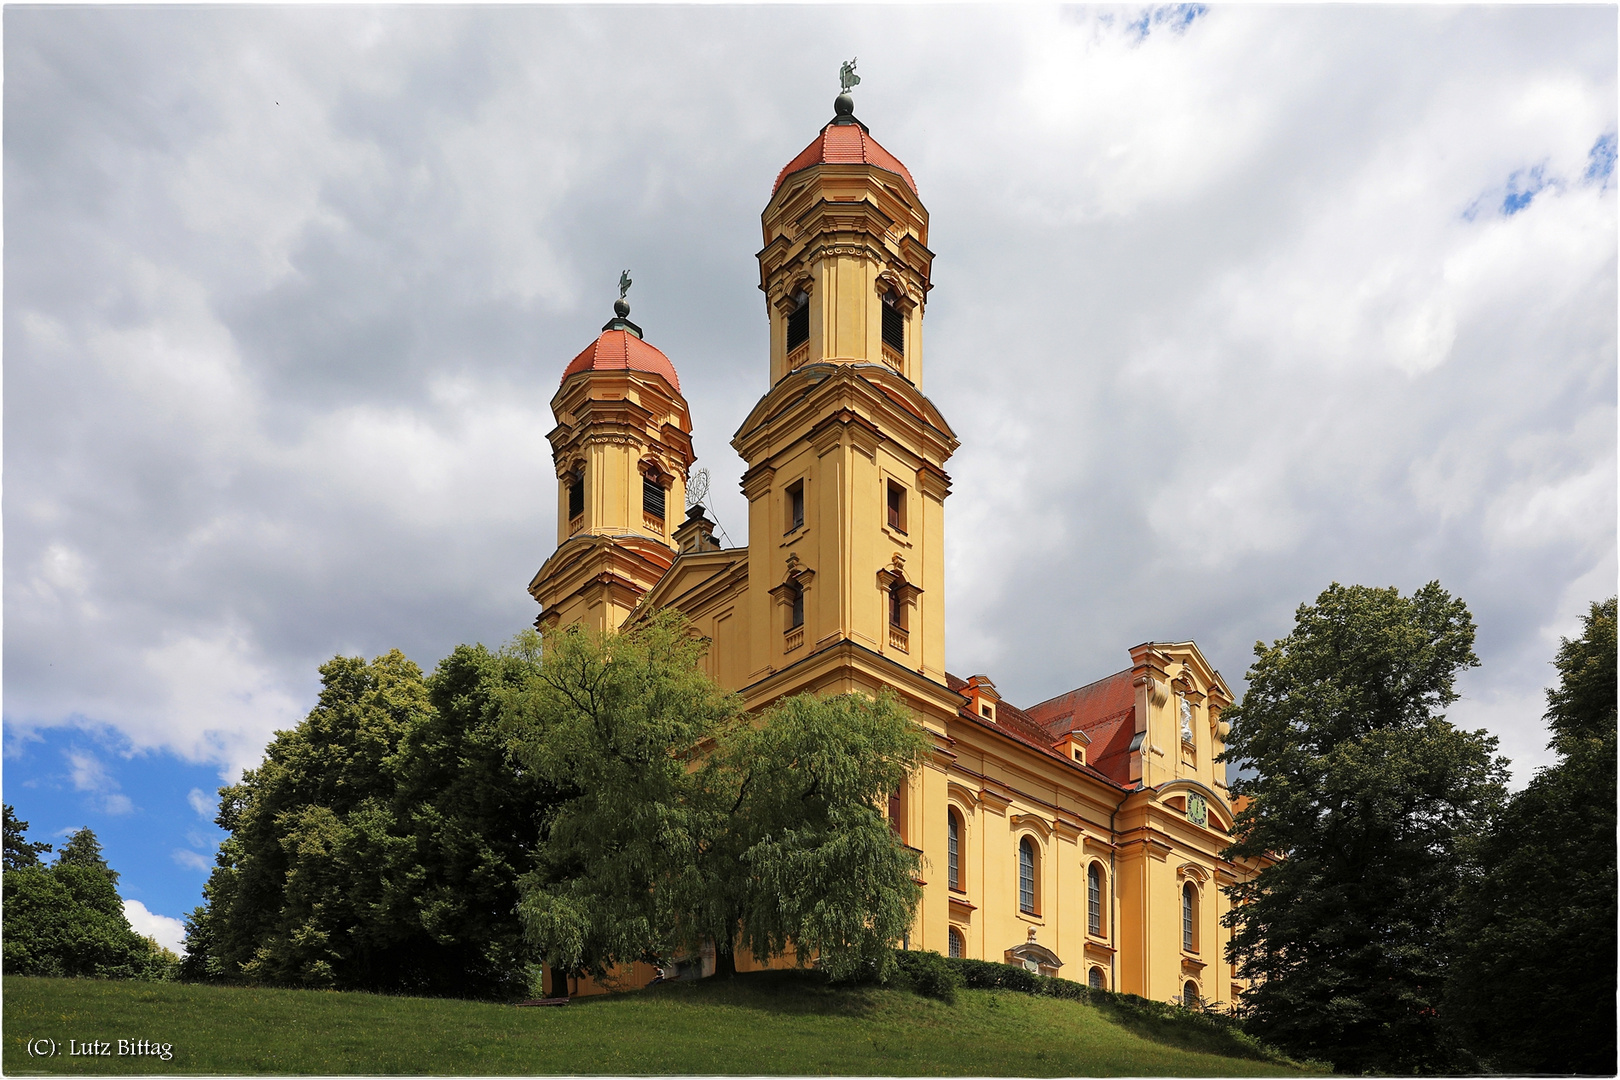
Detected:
[{"left": 893, "top": 949, "right": 963, "bottom": 1003}]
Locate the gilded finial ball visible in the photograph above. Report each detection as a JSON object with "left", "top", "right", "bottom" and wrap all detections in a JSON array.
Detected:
[
  {"left": 834, "top": 92, "right": 854, "bottom": 117},
  {"left": 613, "top": 297, "right": 630, "bottom": 318}
]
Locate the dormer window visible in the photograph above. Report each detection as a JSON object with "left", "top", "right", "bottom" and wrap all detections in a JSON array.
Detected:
[
  {"left": 882, "top": 299, "right": 904, "bottom": 355},
  {"left": 786, "top": 301, "right": 810, "bottom": 351},
  {"left": 980, "top": 703, "right": 994, "bottom": 720}
]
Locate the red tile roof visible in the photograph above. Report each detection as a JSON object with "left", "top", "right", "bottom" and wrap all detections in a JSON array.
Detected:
[
  {"left": 1024, "top": 670, "right": 1138, "bottom": 787},
  {"left": 945, "top": 672, "right": 1129, "bottom": 791},
  {"left": 773, "top": 121, "right": 918, "bottom": 196},
  {"left": 561, "top": 329, "right": 681, "bottom": 393}
]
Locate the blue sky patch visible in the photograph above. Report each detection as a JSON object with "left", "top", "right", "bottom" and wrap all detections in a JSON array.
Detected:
[
  {"left": 3, "top": 724, "right": 227, "bottom": 927},
  {"left": 1128, "top": 3, "right": 1208, "bottom": 40},
  {"left": 1585, "top": 132, "right": 1616, "bottom": 188},
  {"left": 1501, "top": 164, "right": 1550, "bottom": 215}
]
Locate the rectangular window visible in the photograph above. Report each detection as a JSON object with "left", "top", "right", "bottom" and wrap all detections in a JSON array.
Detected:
[
  {"left": 886, "top": 480, "right": 906, "bottom": 532},
  {"left": 786, "top": 480, "right": 804, "bottom": 533},
  {"left": 789, "top": 584, "right": 804, "bottom": 629},
  {"left": 786, "top": 304, "right": 810, "bottom": 350},
  {"left": 568, "top": 473, "right": 584, "bottom": 518},
  {"left": 882, "top": 302, "right": 904, "bottom": 354},
  {"left": 642, "top": 476, "right": 665, "bottom": 521}
]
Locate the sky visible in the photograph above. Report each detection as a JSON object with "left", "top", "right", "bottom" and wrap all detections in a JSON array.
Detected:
[{"left": 5, "top": 5, "right": 1615, "bottom": 949}]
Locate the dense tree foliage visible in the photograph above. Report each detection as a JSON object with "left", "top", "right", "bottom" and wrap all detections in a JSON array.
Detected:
[
  {"left": 1220, "top": 582, "right": 1508, "bottom": 1074},
  {"left": 3, "top": 819, "right": 171, "bottom": 980},
  {"left": 185, "top": 644, "right": 560, "bottom": 997},
  {"left": 4, "top": 805, "right": 53, "bottom": 869},
  {"left": 1444, "top": 597, "right": 1617, "bottom": 1074},
  {"left": 725, "top": 691, "right": 929, "bottom": 983},
  {"left": 505, "top": 611, "right": 930, "bottom": 990}
]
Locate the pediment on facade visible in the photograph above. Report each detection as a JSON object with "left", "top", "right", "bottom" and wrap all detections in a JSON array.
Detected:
[
  {"left": 1129, "top": 640, "right": 1234, "bottom": 708},
  {"left": 1006, "top": 940, "right": 1063, "bottom": 971},
  {"left": 1154, "top": 779, "right": 1235, "bottom": 832},
  {"left": 634, "top": 547, "right": 748, "bottom": 622}
]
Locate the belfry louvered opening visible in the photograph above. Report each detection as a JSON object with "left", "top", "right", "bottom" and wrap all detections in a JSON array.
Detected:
[
  {"left": 881, "top": 301, "right": 904, "bottom": 354},
  {"left": 786, "top": 302, "right": 810, "bottom": 351},
  {"left": 642, "top": 475, "right": 665, "bottom": 521}
]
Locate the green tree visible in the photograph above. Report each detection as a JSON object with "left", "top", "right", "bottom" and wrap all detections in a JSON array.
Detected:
[
  {"left": 1444, "top": 597, "right": 1617, "bottom": 1074},
  {"left": 503, "top": 613, "right": 744, "bottom": 991},
  {"left": 2, "top": 824, "right": 163, "bottom": 979},
  {"left": 726, "top": 691, "right": 929, "bottom": 984},
  {"left": 4, "top": 805, "right": 53, "bottom": 869},
  {"left": 505, "top": 611, "right": 930, "bottom": 991},
  {"left": 187, "top": 645, "right": 555, "bottom": 997},
  {"left": 1220, "top": 582, "right": 1508, "bottom": 1074}
]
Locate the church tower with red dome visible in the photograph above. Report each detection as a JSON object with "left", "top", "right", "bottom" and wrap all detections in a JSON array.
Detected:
[{"left": 527, "top": 290, "right": 695, "bottom": 635}]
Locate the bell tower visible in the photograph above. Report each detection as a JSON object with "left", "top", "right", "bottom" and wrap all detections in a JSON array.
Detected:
[
  {"left": 732, "top": 77, "right": 958, "bottom": 716},
  {"left": 529, "top": 284, "right": 695, "bottom": 635}
]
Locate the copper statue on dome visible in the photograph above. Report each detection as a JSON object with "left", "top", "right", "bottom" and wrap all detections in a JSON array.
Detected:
[{"left": 839, "top": 58, "right": 860, "bottom": 95}]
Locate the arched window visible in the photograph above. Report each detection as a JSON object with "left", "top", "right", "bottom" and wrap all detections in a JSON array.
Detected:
[
  {"left": 947, "top": 926, "right": 965, "bottom": 959},
  {"left": 1088, "top": 966, "right": 1106, "bottom": 991},
  {"left": 1183, "top": 980, "right": 1199, "bottom": 1008},
  {"left": 1182, "top": 881, "right": 1199, "bottom": 953},
  {"left": 1087, "top": 862, "right": 1105, "bottom": 936},
  {"left": 947, "top": 809, "right": 962, "bottom": 891},
  {"left": 1018, "top": 837, "right": 1037, "bottom": 915}
]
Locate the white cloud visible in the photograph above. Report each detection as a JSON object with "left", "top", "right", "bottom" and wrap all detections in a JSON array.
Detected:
[
  {"left": 2, "top": 6, "right": 1612, "bottom": 800},
  {"left": 65, "top": 750, "right": 135, "bottom": 815},
  {"left": 187, "top": 788, "right": 215, "bottom": 818},
  {"left": 171, "top": 849, "right": 212, "bottom": 874},
  {"left": 122, "top": 900, "right": 187, "bottom": 956}
]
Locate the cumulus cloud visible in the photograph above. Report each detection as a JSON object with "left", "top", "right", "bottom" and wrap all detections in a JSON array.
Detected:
[
  {"left": 3, "top": 6, "right": 1612, "bottom": 791},
  {"left": 122, "top": 900, "right": 187, "bottom": 956}
]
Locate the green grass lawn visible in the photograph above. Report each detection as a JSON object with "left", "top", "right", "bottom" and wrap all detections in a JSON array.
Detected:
[{"left": 3, "top": 971, "right": 1321, "bottom": 1076}]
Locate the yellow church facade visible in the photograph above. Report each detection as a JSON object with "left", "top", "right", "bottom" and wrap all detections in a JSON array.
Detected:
[{"left": 528, "top": 87, "right": 1255, "bottom": 1008}]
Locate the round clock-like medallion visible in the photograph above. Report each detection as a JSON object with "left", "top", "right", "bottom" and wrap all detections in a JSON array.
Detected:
[{"left": 1187, "top": 792, "right": 1208, "bottom": 827}]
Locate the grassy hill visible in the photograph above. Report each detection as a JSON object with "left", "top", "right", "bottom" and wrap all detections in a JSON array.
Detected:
[{"left": 3, "top": 971, "right": 1321, "bottom": 1076}]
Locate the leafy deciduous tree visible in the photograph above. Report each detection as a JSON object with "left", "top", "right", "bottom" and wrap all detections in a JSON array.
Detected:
[
  {"left": 504, "top": 611, "right": 931, "bottom": 990},
  {"left": 1220, "top": 582, "right": 1508, "bottom": 1074},
  {"left": 1444, "top": 597, "right": 1617, "bottom": 1075},
  {"left": 186, "top": 644, "right": 556, "bottom": 997},
  {"left": 3, "top": 822, "right": 167, "bottom": 980}
]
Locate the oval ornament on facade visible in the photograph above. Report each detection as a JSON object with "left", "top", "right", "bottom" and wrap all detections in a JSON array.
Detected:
[{"left": 1187, "top": 792, "right": 1208, "bottom": 828}]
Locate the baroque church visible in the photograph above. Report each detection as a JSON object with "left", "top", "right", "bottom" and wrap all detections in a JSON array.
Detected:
[{"left": 529, "top": 83, "right": 1254, "bottom": 1007}]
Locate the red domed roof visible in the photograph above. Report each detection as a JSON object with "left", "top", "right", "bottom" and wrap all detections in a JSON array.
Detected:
[
  {"left": 772, "top": 120, "right": 917, "bottom": 196},
  {"left": 561, "top": 328, "right": 681, "bottom": 392}
]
